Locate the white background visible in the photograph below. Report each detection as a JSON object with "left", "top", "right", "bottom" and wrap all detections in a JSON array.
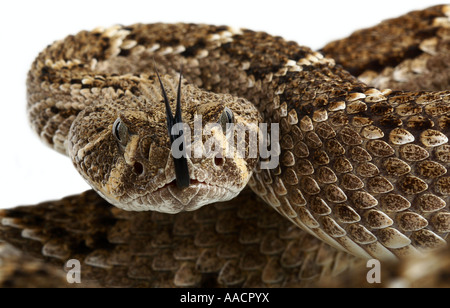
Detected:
[{"left": 0, "top": 0, "right": 445, "bottom": 209}]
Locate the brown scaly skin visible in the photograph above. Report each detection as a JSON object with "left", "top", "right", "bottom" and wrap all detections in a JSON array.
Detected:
[
  {"left": 317, "top": 243, "right": 450, "bottom": 288},
  {"left": 0, "top": 243, "right": 71, "bottom": 288},
  {"left": 322, "top": 5, "right": 450, "bottom": 92},
  {"left": 0, "top": 190, "right": 362, "bottom": 287},
  {"left": 1, "top": 5, "right": 450, "bottom": 287},
  {"left": 1, "top": 190, "right": 449, "bottom": 288}
]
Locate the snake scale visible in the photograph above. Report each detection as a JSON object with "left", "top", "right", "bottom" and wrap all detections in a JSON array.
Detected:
[{"left": 1, "top": 5, "right": 449, "bottom": 287}]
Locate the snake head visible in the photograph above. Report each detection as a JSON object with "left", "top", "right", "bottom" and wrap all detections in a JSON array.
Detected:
[{"left": 67, "top": 74, "right": 262, "bottom": 213}]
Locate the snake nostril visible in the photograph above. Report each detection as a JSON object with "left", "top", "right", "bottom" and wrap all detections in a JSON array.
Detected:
[
  {"left": 133, "top": 162, "right": 144, "bottom": 175},
  {"left": 214, "top": 155, "right": 224, "bottom": 167}
]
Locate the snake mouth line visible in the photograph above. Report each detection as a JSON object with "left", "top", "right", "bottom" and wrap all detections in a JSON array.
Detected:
[
  {"left": 142, "top": 177, "right": 241, "bottom": 213},
  {"left": 155, "top": 179, "right": 206, "bottom": 193},
  {"left": 151, "top": 177, "right": 239, "bottom": 196}
]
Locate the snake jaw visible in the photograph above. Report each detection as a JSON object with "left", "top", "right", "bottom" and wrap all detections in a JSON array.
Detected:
[
  {"left": 84, "top": 148, "right": 245, "bottom": 213},
  {"left": 142, "top": 156, "right": 241, "bottom": 213}
]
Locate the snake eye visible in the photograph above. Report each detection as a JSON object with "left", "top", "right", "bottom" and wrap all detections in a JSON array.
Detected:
[
  {"left": 112, "top": 118, "right": 129, "bottom": 146},
  {"left": 219, "top": 107, "right": 234, "bottom": 133}
]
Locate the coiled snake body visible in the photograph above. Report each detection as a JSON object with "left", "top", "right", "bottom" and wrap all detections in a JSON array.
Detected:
[{"left": 1, "top": 5, "right": 450, "bottom": 287}]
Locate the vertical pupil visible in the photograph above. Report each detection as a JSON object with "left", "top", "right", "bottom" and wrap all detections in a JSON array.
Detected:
[
  {"left": 220, "top": 109, "right": 234, "bottom": 133},
  {"left": 115, "top": 121, "right": 122, "bottom": 141},
  {"left": 226, "top": 111, "right": 233, "bottom": 123}
]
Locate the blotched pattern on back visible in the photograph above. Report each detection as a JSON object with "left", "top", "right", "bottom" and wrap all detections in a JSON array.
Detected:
[{"left": 1, "top": 5, "right": 448, "bottom": 287}]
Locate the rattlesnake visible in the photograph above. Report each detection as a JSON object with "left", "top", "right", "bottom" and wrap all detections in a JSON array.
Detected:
[{"left": 1, "top": 5, "right": 449, "bottom": 287}]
